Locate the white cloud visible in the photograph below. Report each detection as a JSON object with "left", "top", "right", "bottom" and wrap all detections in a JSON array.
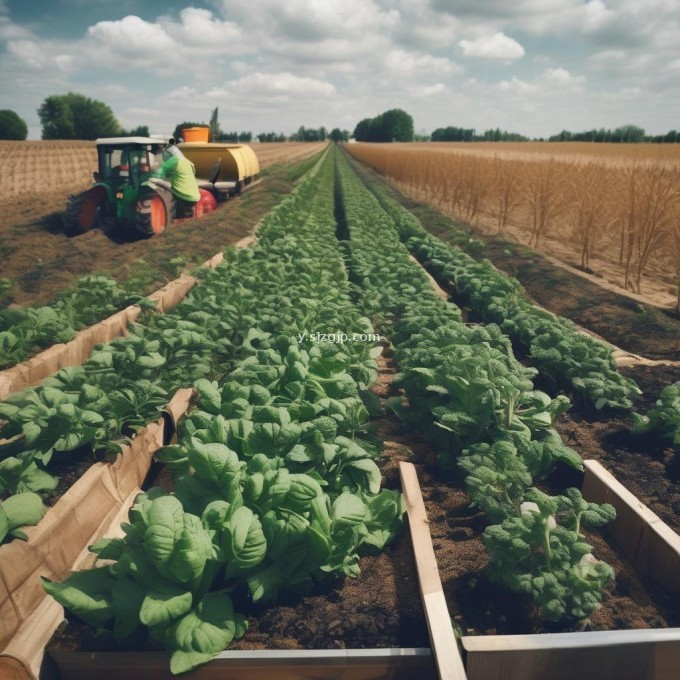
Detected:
[
  {"left": 87, "top": 15, "right": 175, "bottom": 54},
  {"left": 159, "top": 8, "right": 244, "bottom": 48},
  {"left": 6, "top": 40, "right": 49, "bottom": 68},
  {"left": 498, "top": 77, "right": 538, "bottom": 94},
  {"left": 383, "top": 49, "right": 462, "bottom": 77},
  {"left": 459, "top": 32, "right": 525, "bottom": 60},
  {"left": 211, "top": 72, "right": 336, "bottom": 99},
  {"left": 82, "top": 10, "right": 253, "bottom": 72},
  {"left": 543, "top": 67, "right": 584, "bottom": 85},
  {"left": 421, "top": 83, "right": 447, "bottom": 96},
  {"left": 217, "top": 0, "right": 399, "bottom": 42},
  {"left": 581, "top": 0, "right": 617, "bottom": 33}
]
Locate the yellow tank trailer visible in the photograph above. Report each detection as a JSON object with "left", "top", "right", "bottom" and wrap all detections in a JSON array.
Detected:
[{"left": 179, "top": 143, "right": 260, "bottom": 200}]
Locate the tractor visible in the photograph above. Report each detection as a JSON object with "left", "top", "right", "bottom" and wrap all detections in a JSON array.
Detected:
[{"left": 62, "top": 137, "right": 257, "bottom": 236}]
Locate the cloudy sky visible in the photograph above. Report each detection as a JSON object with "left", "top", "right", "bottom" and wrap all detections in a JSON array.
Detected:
[{"left": 1, "top": 0, "right": 679, "bottom": 140}]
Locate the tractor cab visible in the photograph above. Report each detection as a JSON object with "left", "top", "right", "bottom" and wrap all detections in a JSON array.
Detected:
[{"left": 95, "top": 137, "right": 166, "bottom": 188}]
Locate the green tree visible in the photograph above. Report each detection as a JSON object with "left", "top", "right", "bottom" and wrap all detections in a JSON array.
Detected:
[
  {"left": 329, "top": 128, "right": 349, "bottom": 142},
  {"left": 257, "top": 131, "right": 285, "bottom": 142},
  {"left": 353, "top": 109, "right": 414, "bottom": 142},
  {"left": 353, "top": 118, "right": 373, "bottom": 141},
  {"left": 209, "top": 107, "right": 221, "bottom": 142},
  {"left": 380, "top": 108, "right": 413, "bottom": 142},
  {"left": 126, "top": 125, "right": 150, "bottom": 137},
  {"left": 0, "top": 110, "right": 28, "bottom": 140},
  {"left": 38, "top": 92, "right": 122, "bottom": 140}
]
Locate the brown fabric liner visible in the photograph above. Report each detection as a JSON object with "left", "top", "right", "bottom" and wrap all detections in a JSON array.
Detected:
[
  {"left": 0, "top": 388, "right": 193, "bottom": 659},
  {"left": 0, "top": 241, "right": 243, "bottom": 401}
]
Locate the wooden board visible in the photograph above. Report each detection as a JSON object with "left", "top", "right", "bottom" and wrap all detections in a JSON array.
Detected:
[
  {"left": 462, "top": 628, "right": 680, "bottom": 680},
  {"left": 399, "top": 462, "right": 467, "bottom": 680},
  {"left": 582, "top": 460, "right": 680, "bottom": 592},
  {"left": 46, "top": 648, "right": 435, "bottom": 680}
]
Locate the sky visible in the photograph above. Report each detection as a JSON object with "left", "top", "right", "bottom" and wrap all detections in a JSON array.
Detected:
[{"left": 1, "top": 0, "right": 679, "bottom": 140}]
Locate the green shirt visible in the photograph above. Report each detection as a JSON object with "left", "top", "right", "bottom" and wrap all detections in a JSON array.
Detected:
[{"left": 159, "top": 155, "right": 201, "bottom": 203}]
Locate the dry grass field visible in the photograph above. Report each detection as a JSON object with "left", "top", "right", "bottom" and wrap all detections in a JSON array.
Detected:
[
  {"left": 347, "top": 142, "right": 680, "bottom": 309},
  {"left": 402, "top": 141, "right": 680, "bottom": 166}
]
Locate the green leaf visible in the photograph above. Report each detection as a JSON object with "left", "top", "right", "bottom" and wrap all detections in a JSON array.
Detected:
[
  {"left": 168, "top": 592, "right": 246, "bottom": 674},
  {"left": 0, "top": 492, "right": 46, "bottom": 541},
  {"left": 187, "top": 440, "right": 241, "bottom": 500},
  {"left": 42, "top": 568, "right": 116, "bottom": 628},
  {"left": 139, "top": 581, "right": 193, "bottom": 627},
  {"left": 111, "top": 577, "right": 146, "bottom": 640},
  {"left": 331, "top": 491, "right": 366, "bottom": 527}
]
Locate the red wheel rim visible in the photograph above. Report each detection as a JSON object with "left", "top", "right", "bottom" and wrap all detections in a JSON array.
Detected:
[
  {"left": 197, "top": 189, "right": 217, "bottom": 215},
  {"left": 79, "top": 188, "right": 105, "bottom": 230},
  {"left": 149, "top": 195, "right": 167, "bottom": 234}
]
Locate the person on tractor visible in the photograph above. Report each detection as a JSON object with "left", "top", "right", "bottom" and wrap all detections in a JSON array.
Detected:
[{"left": 148, "top": 146, "right": 200, "bottom": 205}]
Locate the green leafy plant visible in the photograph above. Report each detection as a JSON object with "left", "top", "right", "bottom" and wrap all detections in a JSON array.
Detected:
[
  {"left": 483, "top": 488, "right": 615, "bottom": 621},
  {"left": 631, "top": 381, "right": 680, "bottom": 445}
]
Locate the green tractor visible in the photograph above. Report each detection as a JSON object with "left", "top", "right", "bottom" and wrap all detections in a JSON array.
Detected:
[{"left": 63, "top": 137, "right": 218, "bottom": 236}]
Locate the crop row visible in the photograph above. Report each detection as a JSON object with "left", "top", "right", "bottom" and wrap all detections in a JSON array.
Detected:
[
  {"left": 346, "top": 155, "right": 641, "bottom": 412},
  {"left": 0, "top": 275, "right": 150, "bottom": 370},
  {"left": 41, "top": 148, "right": 404, "bottom": 674},
  {"left": 333, "top": 146, "right": 617, "bottom": 622}
]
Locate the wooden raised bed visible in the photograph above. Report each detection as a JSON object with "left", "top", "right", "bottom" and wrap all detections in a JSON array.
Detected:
[
  {"left": 0, "top": 388, "right": 193, "bottom": 679},
  {"left": 0, "top": 247, "right": 234, "bottom": 401},
  {"left": 15, "top": 454, "right": 680, "bottom": 680},
  {"left": 455, "top": 460, "right": 680, "bottom": 680},
  {"left": 34, "top": 463, "right": 453, "bottom": 680}
]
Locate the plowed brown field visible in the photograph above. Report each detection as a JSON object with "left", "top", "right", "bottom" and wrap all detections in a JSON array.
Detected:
[
  {"left": 0, "top": 140, "right": 326, "bottom": 201},
  {"left": 0, "top": 142, "right": 327, "bottom": 306}
]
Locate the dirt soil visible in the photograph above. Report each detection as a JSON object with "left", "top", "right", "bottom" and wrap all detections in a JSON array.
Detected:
[{"left": 0, "top": 146, "right": 325, "bottom": 308}]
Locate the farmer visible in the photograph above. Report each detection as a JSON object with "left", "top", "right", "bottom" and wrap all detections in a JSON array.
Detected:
[{"left": 148, "top": 143, "right": 200, "bottom": 205}]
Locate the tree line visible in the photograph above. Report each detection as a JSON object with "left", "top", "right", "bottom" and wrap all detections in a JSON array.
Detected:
[
  {"left": 548, "top": 125, "right": 679, "bottom": 144},
  {"left": 353, "top": 109, "right": 414, "bottom": 142},
  {"left": 1, "top": 93, "right": 677, "bottom": 145},
  {"left": 0, "top": 96, "right": 349, "bottom": 143},
  {"left": 431, "top": 126, "right": 529, "bottom": 142}
]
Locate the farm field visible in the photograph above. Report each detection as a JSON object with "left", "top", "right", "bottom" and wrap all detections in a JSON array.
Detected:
[
  {"left": 346, "top": 142, "right": 680, "bottom": 311},
  {"left": 0, "top": 140, "right": 326, "bottom": 202},
  {"left": 1, "top": 144, "right": 680, "bottom": 679},
  {"left": 402, "top": 141, "right": 680, "bottom": 165},
  {"left": 0, "top": 142, "right": 327, "bottom": 308}
]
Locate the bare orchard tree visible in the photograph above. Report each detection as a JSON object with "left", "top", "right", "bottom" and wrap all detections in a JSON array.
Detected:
[
  {"left": 524, "top": 158, "right": 568, "bottom": 248},
  {"left": 491, "top": 156, "right": 522, "bottom": 234},
  {"left": 460, "top": 156, "right": 488, "bottom": 224},
  {"left": 670, "top": 193, "right": 680, "bottom": 312},
  {"left": 569, "top": 162, "right": 615, "bottom": 270},
  {"left": 620, "top": 165, "right": 678, "bottom": 293}
]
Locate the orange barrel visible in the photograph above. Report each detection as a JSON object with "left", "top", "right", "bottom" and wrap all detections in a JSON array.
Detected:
[{"left": 181, "top": 127, "right": 210, "bottom": 143}]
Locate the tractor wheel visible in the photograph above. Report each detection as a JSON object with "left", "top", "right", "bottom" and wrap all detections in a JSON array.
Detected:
[
  {"left": 197, "top": 189, "right": 217, "bottom": 216},
  {"left": 135, "top": 193, "right": 172, "bottom": 236},
  {"left": 63, "top": 187, "right": 107, "bottom": 233}
]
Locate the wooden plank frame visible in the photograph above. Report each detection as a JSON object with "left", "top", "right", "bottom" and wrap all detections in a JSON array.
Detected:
[
  {"left": 39, "top": 464, "right": 444, "bottom": 680},
  {"left": 459, "top": 460, "right": 680, "bottom": 680},
  {"left": 0, "top": 388, "right": 194, "bottom": 675},
  {"left": 0, "top": 245, "right": 234, "bottom": 401}
]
